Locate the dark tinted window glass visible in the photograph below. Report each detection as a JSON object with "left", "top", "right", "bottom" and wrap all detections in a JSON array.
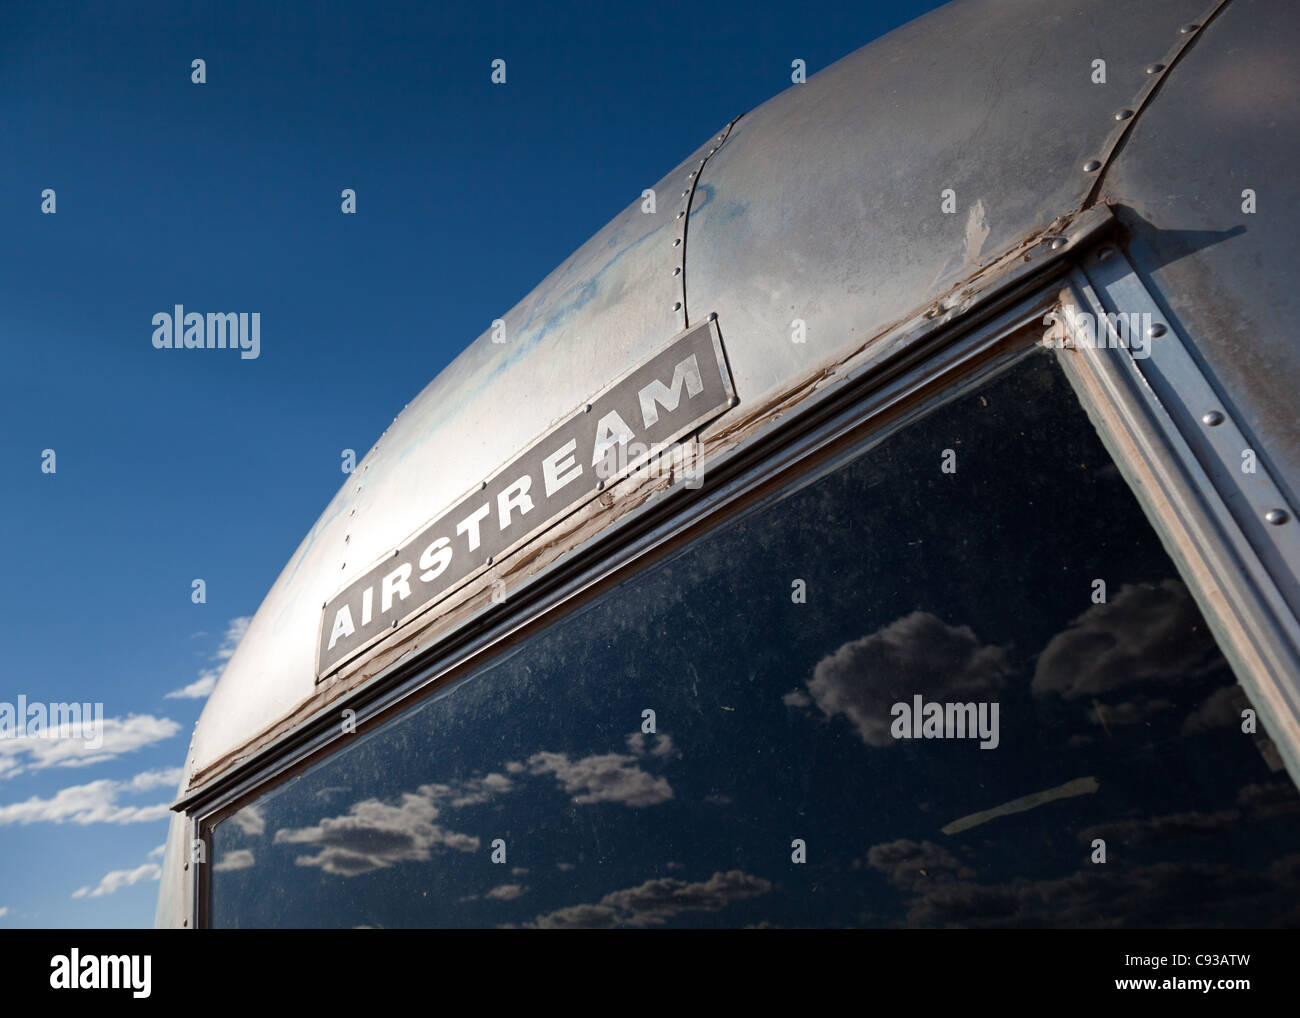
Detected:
[{"left": 210, "top": 348, "right": 1300, "bottom": 928}]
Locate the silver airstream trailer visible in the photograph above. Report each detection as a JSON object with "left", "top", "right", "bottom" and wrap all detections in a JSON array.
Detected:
[{"left": 159, "top": 0, "right": 1300, "bottom": 929}]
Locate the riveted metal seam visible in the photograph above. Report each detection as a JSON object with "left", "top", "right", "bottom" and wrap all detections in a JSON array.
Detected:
[
  {"left": 1083, "top": 0, "right": 1235, "bottom": 206},
  {"left": 677, "top": 115, "right": 743, "bottom": 327}
]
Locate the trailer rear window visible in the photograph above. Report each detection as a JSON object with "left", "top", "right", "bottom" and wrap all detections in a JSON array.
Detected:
[{"left": 207, "top": 347, "right": 1300, "bottom": 928}]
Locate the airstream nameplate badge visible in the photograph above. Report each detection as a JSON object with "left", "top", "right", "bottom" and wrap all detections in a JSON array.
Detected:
[{"left": 317, "top": 318, "right": 735, "bottom": 678}]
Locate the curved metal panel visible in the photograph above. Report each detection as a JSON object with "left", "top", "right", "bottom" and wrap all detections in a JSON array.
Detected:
[
  {"left": 1103, "top": 0, "right": 1300, "bottom": 502},
  {"left": 188, "top": 129, "right": 729, "bottom": 776},
  {"left": 187, "top": 0, "right": 1233, "bottom": 782},
  {"left": 686, "top": 0, "right": 1208, "bottom": 407}
]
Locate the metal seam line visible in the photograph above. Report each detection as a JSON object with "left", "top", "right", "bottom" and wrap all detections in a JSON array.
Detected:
[
  {"left": 677, "top": 115, "right": 742, "bottom": 327},
  {"left": 1082, "top": 0, "right": 1234, "bottom": 206}
]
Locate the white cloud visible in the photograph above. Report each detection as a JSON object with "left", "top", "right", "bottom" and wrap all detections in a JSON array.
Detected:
[
  {"left": 231, "top": 804, "right": 265, "bottom": 837},
  {"left": 72, "top": 862, "right": 161, "bottom": 899},
  {"left": 213, "top": 849, "right": 255, "bottom": 872},
  {"left": 125, "top": 767, "right": 182, "bottom": 792},
  {"left": 528, "top": 871, "right": 771, "bottom": 928},
  {"left": 165, "top": 616, "right": 251, "bottom": 699},
  {"left": 0, "top": 714, "right": 181, "bottom": 778},
  {"left": 1033, "top": 581, "right": 1222, "bottom": 701},
  {"left": 801, "top": 612, "right": 1011, "bottom": 747},
  {"left": 624, "top": 732, "right": 676, "bottom": 759},
  {"left": 528, "top": 751, "right": 673, "bottom": 807},
  {"left": 526, "top": 734, "right": 675, "bottom": 808},
  {"left": 214, "top": 617, "right": 251, "bottom": 659},
  {"left": 274, "top": 784, "right": 484, "bottom": 876},
  {"left": 486, "top": 884, "right": 527, "bottom": 901},
  {"left": 421, "top": 772, "right": 515, "bottom": 808},
  {"left": 147, "top": 844, "right": 166, "bottom": 860},
  {"left": 270, "top": 773, "right": 520, "bottom": 877},
  {"left": 1182, "top": 684, "right": 1249, "bottom": 735},
  {"left": 0, "top": 769, "right": 176, "bottom": 826},
  {"left": 163, "top": 669, "right": 220, "bottom": 701},
  {"left": 864, "top": 838, "right": 973, "bottom": 889},
  {"left": 0, "top": 907, "right": 7, "bottom": 918}
]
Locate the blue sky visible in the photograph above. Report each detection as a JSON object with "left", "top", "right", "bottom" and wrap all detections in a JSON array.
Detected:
[{"left": 0, "top": 0, "right": 944, "bottom": 928}]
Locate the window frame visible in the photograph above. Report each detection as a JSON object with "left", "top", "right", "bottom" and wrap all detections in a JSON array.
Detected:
[
  {"left": 1055, "top": 248, "right": 1300, "bottom": 786},
  {"left": 182, "top": 230, "right": 1300, "bottom": 928}
]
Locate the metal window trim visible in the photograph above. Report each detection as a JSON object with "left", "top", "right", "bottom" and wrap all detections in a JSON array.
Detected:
[
  {"left": 178, "top": 206, "right": 1120, "bottom": 814},
  {"left": 186, "top": 240, "right": 1300, "bottom": 925},
  {"left": 203, "top": 205, "right": 1300, "bottom": 935},
  {"left": 1053, "top": 251, "right": 1300, "bottom": 789},
  {"left": 185, "top": 290, "right": 1080, "bottom": 915},
  {"left": 190, "top": 316, "right": 1067, "bottom": 927}
]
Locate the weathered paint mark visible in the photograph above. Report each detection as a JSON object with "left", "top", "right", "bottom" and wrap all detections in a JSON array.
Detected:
[
  {"left": 941, "top": 776, "right": 1100, "bottom": 835},
  {"left": 964, "top": 198, "right": 990, "bottom": 264}
]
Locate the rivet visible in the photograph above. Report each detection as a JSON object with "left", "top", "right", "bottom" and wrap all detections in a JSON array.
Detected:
[
  {"left": 673, "top": 238, "right": 682, "bottom": 247},
  {"left": 486, "top": 556, "right": 494, "bottom": 565},
  {"left": 1202, "top": 410, "right": 1224, "bottom": 426},
  {"left": 1147, "top": 323, "right": 1167, "bottom": 338},
  {"left": 1097, "top": 247, "right": 1116, "bottom": 261},
  {"left": 1266, "top": 509, "right": 1290, "bottom": 525},
  {"left": 672, "top": 266, "right": 682, "bottom": 276},
  {"left": 675, "top": 211, "right": 684, "bottom": 220},
  {"left": 183, "top": 919, "right": 189, "bottom": 927},
  {"left": 688, "top": 171, "right": 695, "bottom": 179},
  {"left": 680, "top": 191, "right": 688, "bottom": 199},
  {"left": 584, "top": 403, "right": 592, "bottom": 413},
  {"left": 391, "top": 619, "right": 398, "bottom": 628},
  {"left": 1049, "top": 236, "right": 1068, "bottom": 250},
  {"left": 672, "top": 302, "right": 682, "bottom": 311},
  {"left": 344, "top": 534, "right": 350, "bottom": 543},
  {"left": 392, "top": 548, "right": 399, "bottom": 557},
  {"left": 709, "top": 148, "right": 716, "bottom": 155},
  {"left": 597, "top": 480, "right": 605, "bottom": 490},
  {"left": 1114, "top": 109, "right": 1134, "bottom": 121},
  {"left": 1083, "top": 159, "right": 1102, "bottom": 172},
  {"left": 709, "top": 311, "right": 718, "bottom": 321},
  {"left": 341, "top": 562, "right": 346, "bottom": 569},
  {"left": 1179, "top": 23, "right": 1199, "bottom": 34},
  {"left": 1145, "top": 63, "right": 1165, "bottom": 75}
]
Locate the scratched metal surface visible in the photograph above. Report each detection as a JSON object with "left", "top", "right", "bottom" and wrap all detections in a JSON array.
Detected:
[
  {"left": 186, "top": 0, "right": 1225, "bottom": 782},
  {"left": 1103, "top": 0, "right": 1300, "bottom": 502},
  {"left": 685, "top": 0, "right": 1212, "bottom": 404}
]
